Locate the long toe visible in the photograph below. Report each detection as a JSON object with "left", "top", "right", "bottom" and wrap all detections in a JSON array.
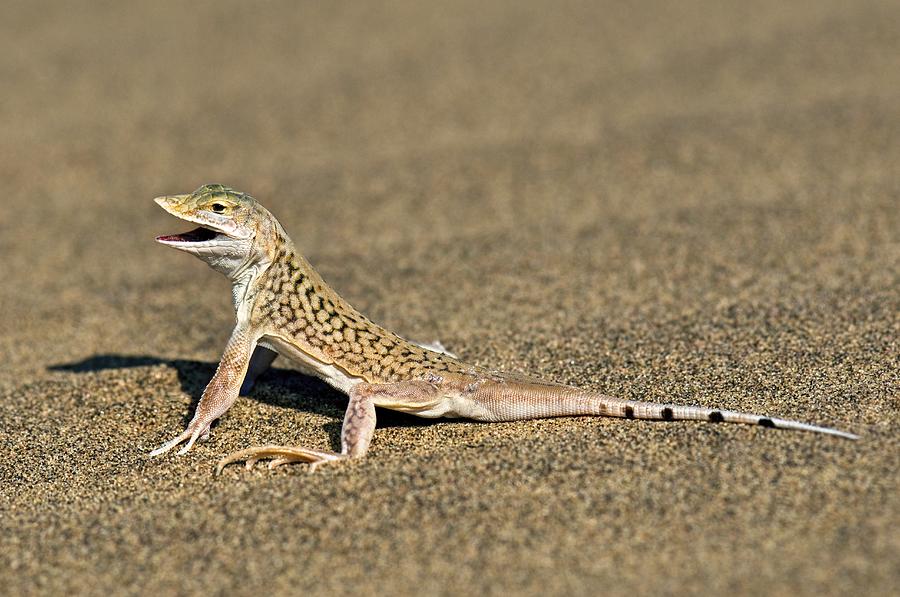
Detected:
[
  {"left": 149, "top": 429, "right": 193, "bottom": 457},
  {"left": 215, "top": 445, "right": 345, "bottom": 475},
  {"left": 267, "top": 457, "right": 293, "bottom": 470}
]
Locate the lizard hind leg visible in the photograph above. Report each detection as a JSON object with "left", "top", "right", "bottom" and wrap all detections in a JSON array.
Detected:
[
  {"left": 214, "top": 389, "right": 373, "bottom": 474},
  {"left": 215, "top": 379, "right": 441, "bottom": 474}
]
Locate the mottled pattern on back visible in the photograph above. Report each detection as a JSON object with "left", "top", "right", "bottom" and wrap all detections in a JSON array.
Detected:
[{"left": 251, "top": 241, "right": 469, "bottom": 383}]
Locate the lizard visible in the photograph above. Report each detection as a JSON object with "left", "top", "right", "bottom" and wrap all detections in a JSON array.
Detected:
[{"left": 149, "top": 184, "right": 859, "bottom": 474}]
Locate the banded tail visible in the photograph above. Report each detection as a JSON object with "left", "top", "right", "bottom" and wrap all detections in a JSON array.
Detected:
[
  {"left": 597, "top": 395, "right": 858, "bottom": 439},
  {"left": 476, "top": 380, "right": 859, "bottom": 440}
]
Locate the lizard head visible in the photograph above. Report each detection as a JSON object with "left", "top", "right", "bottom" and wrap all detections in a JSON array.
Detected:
[{"left": 155, "top": 184, "right": 276, "bottom": 277}]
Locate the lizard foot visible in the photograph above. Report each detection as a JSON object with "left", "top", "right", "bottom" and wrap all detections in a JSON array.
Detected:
[
  {"left": 215, "top": 445, "right": 346, "bottom": 475},
  {"left": 149, "top": 423, "right": 211, "bottom": 457}
]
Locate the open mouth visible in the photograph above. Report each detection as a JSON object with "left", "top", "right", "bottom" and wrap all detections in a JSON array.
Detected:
[{"left": 156, "top": 226, "right": 220, "bottom": 243}]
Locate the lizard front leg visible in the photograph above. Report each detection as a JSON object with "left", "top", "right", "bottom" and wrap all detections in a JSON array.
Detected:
[
  {"left": 215, "top": 379, "right": 441, "bottom": 474},
  {"left": 150, "top": 327, "right": 257, "bottom": 457}
]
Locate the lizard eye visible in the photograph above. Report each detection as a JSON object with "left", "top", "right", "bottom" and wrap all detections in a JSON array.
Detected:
[{"left": 211, "top": 203, "right": 226, "bottom": 213}]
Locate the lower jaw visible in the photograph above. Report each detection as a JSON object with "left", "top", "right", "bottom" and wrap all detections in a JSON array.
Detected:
[{"left": 156, "top": 226, "right": 219, "bottom": 243}]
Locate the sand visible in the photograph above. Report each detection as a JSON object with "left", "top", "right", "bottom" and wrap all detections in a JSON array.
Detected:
[{"left": 1, "top": 1, "right": 897, "bottom": 595}]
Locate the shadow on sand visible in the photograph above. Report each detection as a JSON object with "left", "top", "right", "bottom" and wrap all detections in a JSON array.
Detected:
[{"left": 49, "top": 354, "right": 429, "bottom": 450}]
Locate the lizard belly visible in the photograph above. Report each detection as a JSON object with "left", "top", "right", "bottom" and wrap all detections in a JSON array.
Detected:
[
  {"left": 259, "top": 335, "right": 492, "bottom": 420},
  {"left": 259, "top": 335, "right": 363, "bottom": 395}
]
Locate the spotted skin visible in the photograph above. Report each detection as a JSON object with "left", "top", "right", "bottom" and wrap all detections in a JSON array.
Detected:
[
  {"left": 149, "top": 184, "right": 859, "bottom": 472},
  {"left": 251, "top": 245, "right": 461, "bottom": 383}
]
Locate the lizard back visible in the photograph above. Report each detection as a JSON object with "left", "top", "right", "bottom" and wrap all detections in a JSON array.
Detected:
[{"left": 251, "top": 241, "right": 473, "bottom": 384}]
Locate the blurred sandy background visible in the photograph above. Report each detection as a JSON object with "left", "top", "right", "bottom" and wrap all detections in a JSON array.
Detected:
[{"left": 1, "top": 1, "right": 897, "bottom": 595}]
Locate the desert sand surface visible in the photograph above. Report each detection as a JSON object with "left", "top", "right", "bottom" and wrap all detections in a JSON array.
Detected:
[{"left": 1, "top": 1, "right": 897, "bottom": 595}]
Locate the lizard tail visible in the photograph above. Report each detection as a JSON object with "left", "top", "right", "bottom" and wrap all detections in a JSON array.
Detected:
[
  {"left": 477, "top": 383, "right": 859, "bottom": 439},
  {"left": 594, "top": 395, "right": 859, "bottom": 440}
]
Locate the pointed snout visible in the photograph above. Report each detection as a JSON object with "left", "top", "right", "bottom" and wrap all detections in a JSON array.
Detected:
[{"left": 154, "top": 194, "right": 190, "bottom": 214}]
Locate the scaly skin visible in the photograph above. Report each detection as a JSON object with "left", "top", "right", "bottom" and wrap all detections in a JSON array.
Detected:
[
  {"left": 253, "top": 243, "right": 468, "bottom": 382},
  {"left": 149, "top": 184, "right": 858, "bottom": 474}
]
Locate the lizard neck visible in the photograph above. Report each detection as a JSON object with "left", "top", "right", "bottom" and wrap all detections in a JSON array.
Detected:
[{"left": 229, "top": 222, "right": 288, "bottom": 323}]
